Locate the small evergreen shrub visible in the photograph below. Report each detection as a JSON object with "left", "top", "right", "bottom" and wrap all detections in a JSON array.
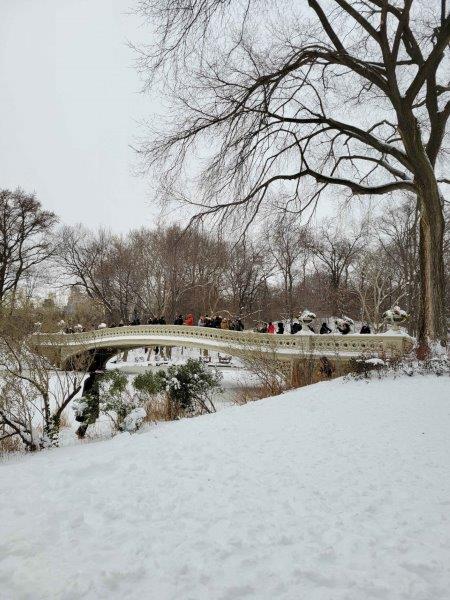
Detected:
[
  {"left": 132, "top": 371, "right": 163, "bottom": 399},
  {"left": 158, "top": 359, "right": 222, "bottom": 417},
  {"left": 348, "top": 355, "right": 387, "bottom": 379},
  {"left": 99, "top": 369, "right": 147, "bottom": 433}
]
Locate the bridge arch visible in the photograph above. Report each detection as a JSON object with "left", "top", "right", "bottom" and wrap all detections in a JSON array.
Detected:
[{"left": 31, "top": 324, "right": 413, "bottom": 380}]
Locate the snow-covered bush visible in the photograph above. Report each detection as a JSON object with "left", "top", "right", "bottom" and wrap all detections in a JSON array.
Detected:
[
  {"left": 348, "top": 355, "right": 387, "bottom": 379},
  {"left": 122, "top": 407, "right": 147, "bottom": 432},
  {"left": 132, "top": 371, "right": 166, "bottom": 422},
  {"left": 158, "top": 359, "right": 222, "bottom": 418},
  {"left": 97, "top": 369, "right": 147, "bottom": 433},
  {"left": 72, "top": 391, "right": 101, "bottom": 437},
  {"left": 348, "top": 352, "right": 449, "bottom": 380},
  {"left": 74, "top": 363, "right": 222, "bottom": 437},
  {"left": 72, "top": 370, "right": 132, "bottom": 437},
  {"left": 398, "top": 354, "right": 449, "bottom": 377}
]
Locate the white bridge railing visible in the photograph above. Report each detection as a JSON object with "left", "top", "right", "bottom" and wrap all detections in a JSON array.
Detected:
[{"left": 31, "top": 324, "right": 414, "bottom": 364}]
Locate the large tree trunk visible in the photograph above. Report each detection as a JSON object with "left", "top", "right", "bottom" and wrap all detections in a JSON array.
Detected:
[{"left": 416, "top": 180, "right": 447, "bottom": 352}]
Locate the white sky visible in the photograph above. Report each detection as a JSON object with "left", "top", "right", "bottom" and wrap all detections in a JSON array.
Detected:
[{"left": 0, "top": 0, "right": 159, "bottom": 232}]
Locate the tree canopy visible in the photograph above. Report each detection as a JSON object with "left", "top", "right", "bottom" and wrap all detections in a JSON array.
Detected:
[{"left": 136, "top": 0, "right": 449, "bottom": 347}]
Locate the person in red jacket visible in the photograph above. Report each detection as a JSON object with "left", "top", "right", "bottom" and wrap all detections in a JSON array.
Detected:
[
  {"left": 184, "top": 313, "right": 194, "bottom": 326},
  {"left": 267, "top": 321, "right": 275, "bottom": 334}
]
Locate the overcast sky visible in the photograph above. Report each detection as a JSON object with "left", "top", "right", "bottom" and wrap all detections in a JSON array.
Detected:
[
  {"left": 1, "top": 0, "right": 159, "bottom": 232},
  {"left": 0, "top": 0, "right": 408, "bottom": 237}
]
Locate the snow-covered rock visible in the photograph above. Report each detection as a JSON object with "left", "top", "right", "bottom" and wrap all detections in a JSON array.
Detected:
[
  {"left": 364, "top": 357, "right": 385, "bottom": 366},
  {"left": 1, "top": 375, "right": 449, "bottom": 599},
  {"left": 123, "top": 407, "right": 147, "bottom": 432}
]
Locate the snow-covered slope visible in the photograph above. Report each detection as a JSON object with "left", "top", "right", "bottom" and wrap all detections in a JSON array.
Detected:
[{"left": 1, "top": 375, "right": 449, "bottom": 600}]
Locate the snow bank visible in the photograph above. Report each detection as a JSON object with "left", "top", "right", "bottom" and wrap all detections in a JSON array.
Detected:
[{"left": 1, "top": 375, "right": 449, "bottom": 599}]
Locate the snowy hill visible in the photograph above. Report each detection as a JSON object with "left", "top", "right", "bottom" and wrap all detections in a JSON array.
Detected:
[{"left": 1, "top": 375, "right": 449, "bottom": 600}]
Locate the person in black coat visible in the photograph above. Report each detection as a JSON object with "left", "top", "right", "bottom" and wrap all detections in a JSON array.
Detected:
[
  {"left": 320, "top": 322, "right": 332, "bottom": 334},
  {"left": 339, "top": 322, "right": 351, "bottom": 335},
  {"left": 290, "top": 322, "right": 302, "bottom": 334},
  {"left": 360, "top": 324, "right": 371, "bottom": 334},
  {"left": 257, "top": 322, "right": 268, "bottom": 333},
  {"left": 277, "top": 322, "right": 284, "bottom": 334},
  {"left": 211, "top": 315, "right": 222, "bottom": 328},
  {"left": 234, "top": 318, "right": 244, "bottom": 331},
  {"left": 158, "top": 316, "right": 166, "bottom": 325}
]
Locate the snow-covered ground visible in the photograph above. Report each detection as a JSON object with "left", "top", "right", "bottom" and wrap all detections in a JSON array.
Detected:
[{"left": 1, "top": 374, "right": 449, "bottom": 599}]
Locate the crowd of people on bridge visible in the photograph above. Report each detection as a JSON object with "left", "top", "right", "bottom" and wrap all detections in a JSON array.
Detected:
[
  {"left": 254, "top": 319, "right": 371, "bottom": 335},
  {"left": 59, "top": 313, "right": 372, "bottom": 336}
]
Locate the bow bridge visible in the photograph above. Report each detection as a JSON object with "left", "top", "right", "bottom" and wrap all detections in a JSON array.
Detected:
[{"left": 31, "top": 325, "right": 413, "bottom": 381}]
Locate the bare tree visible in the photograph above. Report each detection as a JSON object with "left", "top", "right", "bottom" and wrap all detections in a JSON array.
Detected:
[
  {"left": 307, "top": 220, "right": 366, "bottom": 314},
  {"left": 268, "top": 214, "right": 311, "bottom": 321},
  {"left": 129, "top": 227, "right": 170, "bottom": 317},
  {"left": 0, "top": 321, "right": 90, "bottom": 450},
  {"left": 223, "top": 238, "right": 274, "bottom": 319},
  {"left": 352, "top": 247, "right": 407, "bottom": 330},
  {"left": 378, "top": 200, "right": 420, "bottom": 331},
  {"left": 159, "top": 225, "right": 228, "bottom": 317},
  {"left": 56, "top": 226, "right": 114, "bottom": 319},
  {"left": 0, "top": 189, "right": 57, "bottom": 310},
  {"left": 57, "top": 224, "right": 229, "bottom": 323},
  {"left": 0, "top": 373, "right": 37, "bottom": 451},
  {"left": 56, "top": 226, "right": 142, "bottom": 323},
  {"left": 137, "top": 0, "right": 450, "bottom": 349}
]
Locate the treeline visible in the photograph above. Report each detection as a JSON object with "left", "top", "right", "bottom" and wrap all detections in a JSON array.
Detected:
[
  {"left": 1, "top": 188, "right": 448, "bottom": 335},
  {"left": 54, "top": 205, "right": 442, "bottom": 336}
]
